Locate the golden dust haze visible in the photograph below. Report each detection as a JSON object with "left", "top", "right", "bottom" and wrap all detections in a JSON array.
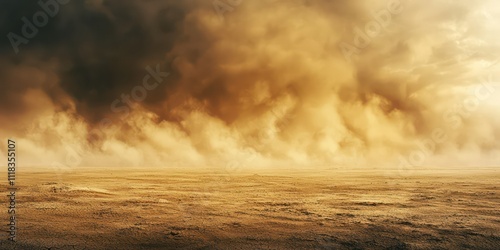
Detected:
[{"left": 0, "top": 0, "right": 499, "bottom": 171}]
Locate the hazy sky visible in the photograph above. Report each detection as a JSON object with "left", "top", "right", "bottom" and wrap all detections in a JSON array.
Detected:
[{"left": 0, "top": 0, "right": 499, "bottom": 171}]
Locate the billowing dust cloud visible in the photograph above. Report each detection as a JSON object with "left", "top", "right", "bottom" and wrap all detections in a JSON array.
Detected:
[{"left": 0, "top": 0, "right": 499, "bottom": 170}]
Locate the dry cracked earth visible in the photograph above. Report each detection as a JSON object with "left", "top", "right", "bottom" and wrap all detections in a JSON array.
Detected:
[{"left": 0, "top": 169, "right": 499, "bottom": 249}]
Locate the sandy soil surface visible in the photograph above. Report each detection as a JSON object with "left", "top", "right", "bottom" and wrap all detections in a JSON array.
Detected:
[{"left": 1, "top": 169, "right": 499, "bottom": 249}]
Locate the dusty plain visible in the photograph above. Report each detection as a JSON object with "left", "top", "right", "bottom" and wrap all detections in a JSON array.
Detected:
[{"left": 0, "top": 168, "right": 499, "bottom": 249}]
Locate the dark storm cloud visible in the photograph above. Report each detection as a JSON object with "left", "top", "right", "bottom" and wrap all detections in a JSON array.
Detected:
[
  {"left": 0, "top": 0, "right": 368, "bottom": 125},
  {"left": 0, "top": 0, "right": 196, "bottom": 123},
  {"left": 0, "top": 0, "right": 499, "bottom": 168}
]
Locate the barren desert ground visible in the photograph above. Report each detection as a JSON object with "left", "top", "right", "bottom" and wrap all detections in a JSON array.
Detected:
[{"left": 1, "top": 168, "right": 499, "bottom": 249}]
